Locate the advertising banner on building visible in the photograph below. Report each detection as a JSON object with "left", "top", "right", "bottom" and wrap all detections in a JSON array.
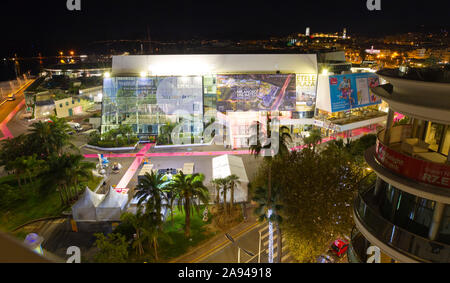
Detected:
[
  {"left": 328, "top": 73, "right": 381, "bottom": 112},
  {"left": 216, "top": 74, "right": 296, "bottom": 112},
  {"left": 296, "top": 74, "right": 317, "bottom": 107},
  {"left": 375, "top": 140, "right": 450, "bottom": 189}
]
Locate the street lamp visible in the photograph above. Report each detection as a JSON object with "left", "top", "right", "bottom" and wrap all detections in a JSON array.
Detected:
[{"left": 224, "top": 233, "right": 255, "bottom": 263}]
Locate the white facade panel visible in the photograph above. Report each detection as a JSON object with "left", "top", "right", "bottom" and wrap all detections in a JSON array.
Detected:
[{"left": 112, "top": 54, "right": 318, "bottom": 76}]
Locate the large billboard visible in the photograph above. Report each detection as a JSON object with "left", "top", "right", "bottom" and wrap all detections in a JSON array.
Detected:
[
  {"left": 328, "top": 73, "right": 381, "bottom": 112},
  {"left": 296, "top": 74, "right": 317, "bottom": 107},
  {"left": 216, "top": 74, "right": 297, "bottom": 112}
]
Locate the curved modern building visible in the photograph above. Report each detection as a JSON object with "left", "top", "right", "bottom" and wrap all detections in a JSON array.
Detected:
[{"left": 348, "top": 69, "right": 450, "bottom": 263}]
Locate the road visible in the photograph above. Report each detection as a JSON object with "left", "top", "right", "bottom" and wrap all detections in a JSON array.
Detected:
[
  {"left": 199, "top": 222, "right": 267, "bottom": 263},
  {"left": 0, "top": 79, "right": 34, "bottom": 140},
  {"left": 0, "top": 80, "right": 33, "bottom": 121},
  {"left": 199, "top": 221, "right": 294, "bottom": 263}
]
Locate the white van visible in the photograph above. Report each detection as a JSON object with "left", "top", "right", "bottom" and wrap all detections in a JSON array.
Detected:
[{"left": 67, "top": 122, "right": 83, "bottom": 132}]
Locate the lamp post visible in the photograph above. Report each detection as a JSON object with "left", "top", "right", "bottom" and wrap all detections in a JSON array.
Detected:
[{"left": 225, "top": 233, "right": 255, "bottom": 263}]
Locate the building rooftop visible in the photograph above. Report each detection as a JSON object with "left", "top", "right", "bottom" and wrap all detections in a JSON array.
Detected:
[
  {"left": 372, "top": 68, "right": 450, "bottom": 124},
  {"left": 111, "top": 53, "right": 319, "bottom": 76},
  {"left": 377, "top": 66, "right": 450, "bottom": 83}
]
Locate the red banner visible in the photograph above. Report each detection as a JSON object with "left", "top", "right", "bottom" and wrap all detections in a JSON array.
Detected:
[{"left": 375, "top": 140, "right": 450, "bottom": 189}]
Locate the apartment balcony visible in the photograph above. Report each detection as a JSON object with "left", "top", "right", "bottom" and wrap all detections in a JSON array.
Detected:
[
  {"left": 353, "top": 182, "right": 450, "bottom": 263},
  {"left": 375, "top": 124, "right": 449, "bottom": 189}
]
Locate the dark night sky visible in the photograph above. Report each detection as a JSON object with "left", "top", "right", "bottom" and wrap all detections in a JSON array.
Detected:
[{"left": 1, "top": 0, "right": 449, "bottom": 57}]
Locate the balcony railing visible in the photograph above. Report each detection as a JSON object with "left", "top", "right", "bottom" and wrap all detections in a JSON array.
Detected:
[
  {"left": 348, "top": 226, "right": 370, "bottom": 263},
  {"left": 354, "top": 185, "right": 450, "bottom": 263},
  {"left": 375, "top": 125, "right": 450, "bottom": 189}
]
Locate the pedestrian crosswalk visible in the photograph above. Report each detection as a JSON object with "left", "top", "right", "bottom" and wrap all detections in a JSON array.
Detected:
[{"left": 246, "top": 223, "right": 294, "bottom": 263}]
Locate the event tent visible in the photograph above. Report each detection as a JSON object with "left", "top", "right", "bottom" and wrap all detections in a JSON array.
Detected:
[
  {"left": 71, "top": 188, "right": 105, "bottom": 222},
  {"left": 212, "top": 154, "right": 249, "bottom": 203},
  {"left": 96, "top": 187, "right": 129, "bottom": 221}
]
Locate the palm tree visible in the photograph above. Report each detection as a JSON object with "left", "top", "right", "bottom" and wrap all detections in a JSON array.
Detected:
[
  {"left": 210, "top": 178, "right": 222, "bottom": 207},
  {"left": 29, "top": 116, "right": 76, "bottom": 158},
  {"left": 121, "top": 210, "right": 145, "bottom": 256},
  {"left": 303, "top": 128, "right": 322, "bottom": 153},
  {"left": 220, "top": 180, "right": 230, "bottom": 215},
  {"left": 49, "top": 116, "right": 77, "bottom": 155},
  {"left": 134, "top": 171, "right": 171, "bottom": 215},
  {"left": 22, "top": 154, "right": 46, "bottom": 185},
  {"left": 226, "top": 174, "right": 241, "bottom": 213},
  {"left": 140, "top": 203, "right": 172, "bottom": 262},
  {"left": 43, "top": 153, "right": 93, "bottom": 205},
  {"left": 67, "top": 154, "right": 95, "bottom": 196},
  {"left": 45, "top": 154, "right": 73, "bottom": 204},
  {"left": 253, "top": 185, "right": 283, "bottom": 263},
  {"left": 172, "top": 171, "right": 210, "bottom": 238},
  {"left": 164, "top": 183, "right": 180, "bottom": 225},
  {"left": 0, "top": 134, "right": 30, "bottom": 167},
  {"left": 29, "top": 121, "right": 53, "bottom": 157},
  {"left": 249, "top": 113, "right": 291, "bottom": 263}
]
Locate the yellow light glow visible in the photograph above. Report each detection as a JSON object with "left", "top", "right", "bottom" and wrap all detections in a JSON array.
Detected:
[
  {"left": 140, "top": 71, "right": 147, "bottom": 77},
  {"left": 104, "top": 72, "right": 111, "bottom": 78},
  {"left": 321, "top": 69, "right": 328, "bottom": 75}
]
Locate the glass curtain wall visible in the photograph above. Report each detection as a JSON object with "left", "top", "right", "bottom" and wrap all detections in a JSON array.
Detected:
[
  {"left": 102, "top": 76, "right": 204, "bottom": 139},
  {"left": 378, "top": 180, "right": 436, "bottom": 239}
]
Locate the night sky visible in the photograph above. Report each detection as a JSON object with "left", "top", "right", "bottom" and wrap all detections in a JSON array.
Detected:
[{"left": 1, "top": 0, "right": 449, "bottom": 57}]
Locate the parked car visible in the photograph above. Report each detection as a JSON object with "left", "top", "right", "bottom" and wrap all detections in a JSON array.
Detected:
[{"left": 67, "top": 122, "right": 83, "bottom": 132}]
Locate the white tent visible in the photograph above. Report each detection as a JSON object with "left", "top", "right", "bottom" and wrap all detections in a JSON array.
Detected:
[
  {"left": 96, "top": 187, "right": 129, "bottom": 221},
  {"left": 72, "top": 188, "right": 105, "bottom": 222},
  {"left": 212, "top": 155, "right": 249, "bottom": 203}
]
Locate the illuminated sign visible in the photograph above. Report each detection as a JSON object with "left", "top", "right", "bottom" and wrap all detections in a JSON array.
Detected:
[
  {"left": 216, "top": 74, "right": 296, "bottom": 112},
  {"left": 296, "top": 74, "right": 317, "bottom": 106},
  {"left": 375, "top": 140, "right": 450, "bottom": 189},
  {"left": 329, "top": 73, "right": 381, "bottom": 112}
]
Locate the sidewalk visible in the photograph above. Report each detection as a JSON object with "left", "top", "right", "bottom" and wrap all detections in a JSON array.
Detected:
[{"left": 170, "top": 204, "right": 260, "bottom": 263}]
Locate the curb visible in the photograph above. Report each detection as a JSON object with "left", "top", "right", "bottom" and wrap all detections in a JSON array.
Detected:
[{"left": 11, "top": 216, "right": 67, "bottom": 232}]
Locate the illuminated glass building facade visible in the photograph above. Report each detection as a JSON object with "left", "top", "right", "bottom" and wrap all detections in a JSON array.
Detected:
[
  {"left": 102, "top": 76, "right": 204, "bottom": 136},
  {"left": 100, "top": 53, "right": 385, "bottom": 146}
]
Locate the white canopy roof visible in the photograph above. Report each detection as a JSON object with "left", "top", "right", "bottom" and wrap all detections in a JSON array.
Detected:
[
  {"left": 98, "top": 187, "right": 128, "bottom": 209},
  {"left": 96, "top": 187, "right": 129, "bottom": 221},
  {"left": 71, "top": 188, "right": 105, "bottom": 221},
  {"left": 212, "top": 154, "right": 249, "bottom": 183}
]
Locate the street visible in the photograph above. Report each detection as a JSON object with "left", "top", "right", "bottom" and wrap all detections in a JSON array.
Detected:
[{"left": 0, "top": 79, "right": 34, "bottom": 140}]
